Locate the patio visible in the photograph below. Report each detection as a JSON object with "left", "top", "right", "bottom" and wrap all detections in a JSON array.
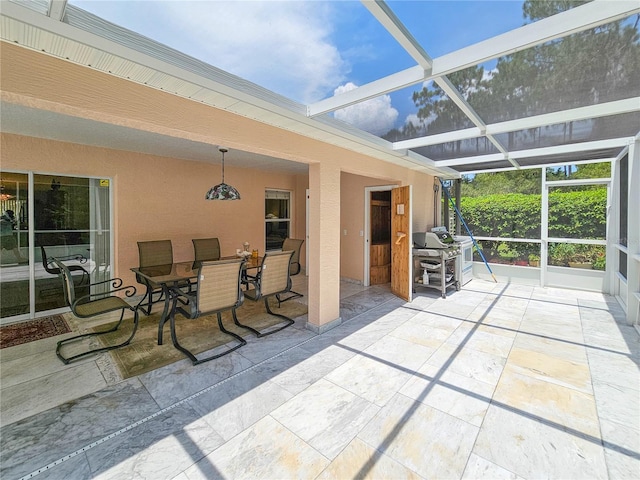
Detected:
[{"left": 1, "top": 276, "right": 638, "bottom": 479}]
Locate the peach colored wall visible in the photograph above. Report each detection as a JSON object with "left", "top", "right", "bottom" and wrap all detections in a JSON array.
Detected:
[
  {"left": 340, "top": 173, "right": 397, "bottom": 282},
  {"left": 0, "top": 133, "right": 303, "bottom": 288},
  {"left": 1, "top": 42, "right": 437, "bottom": 327},
  {"left": 340, "top": 171, "right": 436, "bottom": 283},
  {"left": 308, "top": 161, "right": 341, "bottom": 331},
  {"left": 293, "top": 174, "right": 308, "bottom": 269}
]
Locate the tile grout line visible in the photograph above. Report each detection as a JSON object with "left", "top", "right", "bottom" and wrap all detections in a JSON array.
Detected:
[{"left": 19, "top": 298, "right": 397, "bottom": 480}]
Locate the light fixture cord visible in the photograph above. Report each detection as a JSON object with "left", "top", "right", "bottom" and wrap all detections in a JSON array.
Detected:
[{"left": 221, "top": 150, "right": 225, "bottom": 183}]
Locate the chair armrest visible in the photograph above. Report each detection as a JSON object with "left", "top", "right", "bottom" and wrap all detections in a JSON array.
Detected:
[
  {"left": 73, "top": 284, "right": 137, "bottom": 307},
  {"left": 168, "top": 285, "right": 197, "bottom": 318},
  {"left": 68, "top": 265, "right": 89, "bottom": 274},
  {"left": 58, "top": 253, "right": 87, "bottom": 264},
  {"left": 90, "top": 277, "right": 124, "bottom": 289},
  {"left": 49, "top": 253, "right": 87, "bottom": 264},
  {"left": 242, "top": 274, "right": 261, "bottom": 300},
  {"left": 168, "top": 285, "right": 194, "bottom": 301}
]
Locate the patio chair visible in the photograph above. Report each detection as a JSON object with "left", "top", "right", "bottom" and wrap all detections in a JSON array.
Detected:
[
  {"left": 235, "top": 250, "right": 295, "bottom": 337},
  {"left": 168, "top": 259, "right": 247, "bottom": 365},
  {"left": 136, "top": 240, "right": 189, "bottom": 316},
  {"left": 192, "top": 237, "right": 221, "bottom": 263},
  {"left": 41, "top": 245, "right": 89, "bottom": 285},
  {"left": 275, "top": 238, "right": 304, "bottom": 307},
  {"left": 53, "top": 258, "right": 139, "bottom": 364}
]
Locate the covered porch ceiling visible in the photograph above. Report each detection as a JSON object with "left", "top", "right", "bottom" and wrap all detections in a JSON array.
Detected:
[{"left": 1, "top": 0, "right": 639, "bottom": 177}]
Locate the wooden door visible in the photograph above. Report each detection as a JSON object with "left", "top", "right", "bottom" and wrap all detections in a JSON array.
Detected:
[{"left": 391, "top": 185, "right": 412, "bottom": 302}]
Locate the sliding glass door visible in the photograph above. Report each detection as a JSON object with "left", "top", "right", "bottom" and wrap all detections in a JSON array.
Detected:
[{"left": 0, "top": 172, "right": 112, "bottom": 323}]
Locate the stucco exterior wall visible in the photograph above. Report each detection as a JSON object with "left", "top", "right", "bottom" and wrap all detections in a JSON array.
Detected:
[
  {"left": 1, "top": 42, "right": 438, "bottom": 328},
  {"left": 340, "top": 171, "right": 437, "bottom": 284},
  {"left": 0, "top": 133, "right": 302, "bottom": 289},
  {"left": 340, "top": 173, "right": 396, "bottom": 283}
]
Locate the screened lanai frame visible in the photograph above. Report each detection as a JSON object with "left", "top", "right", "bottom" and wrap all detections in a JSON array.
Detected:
[
  {"left": 1, "top": 0, "right": 638, "bottom": 327},
  {"left": 1, "top": 0, "right": 637, "bottom": 175}
]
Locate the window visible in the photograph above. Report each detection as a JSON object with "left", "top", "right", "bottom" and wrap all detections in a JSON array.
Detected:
[
  {"left": 265, "top": 190, "right": 290, "bottom": 251},
  {"left": 1, "top": 171, "right": 112, "bottom": 320}
]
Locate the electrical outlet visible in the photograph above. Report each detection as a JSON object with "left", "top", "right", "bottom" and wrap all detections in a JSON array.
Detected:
[
  {"left": 343, "top": 229, "right": 347, "bottom": 236},
  {"left": 360, "top": 230, "right": 364, "bottom": 236}
]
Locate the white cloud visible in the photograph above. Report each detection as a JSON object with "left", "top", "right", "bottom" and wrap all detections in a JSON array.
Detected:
[
  {"left": 157, "top": 1, "right": 349, "bottom": 103},
  {"left": 404, "top": 113, "right": 422, "bottom": 127},
  {"left": 405, "top": 112, "right": 435, "bottom": 129},
  {"left": 73, "top": 1, "right": 349, "bottom": 103},
  {"left": 333, "top": 83, "right": 398, "bottom": 136}
]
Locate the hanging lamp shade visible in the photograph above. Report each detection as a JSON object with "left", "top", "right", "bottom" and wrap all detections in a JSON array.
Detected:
[{"left": 206, "top": 147, "right": 241, "bottom": 200}]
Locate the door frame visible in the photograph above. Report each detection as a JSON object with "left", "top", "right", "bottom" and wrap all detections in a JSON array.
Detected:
[
  {"left": 305, "top": 188, "right": 309, "bottom": 276},
  {"left": 363, "top": 185, "right": 397, "bottom": 287},
  {"left": 0, "top": 170, "right": 114, "bottom": 323}
]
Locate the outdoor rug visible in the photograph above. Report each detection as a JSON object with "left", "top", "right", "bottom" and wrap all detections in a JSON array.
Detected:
[
  {"left": 0, "top": 315, "right": 71, "bottom": 349},
  {"left": 94, "top": 298, "right": 307, "bottom": 379}
]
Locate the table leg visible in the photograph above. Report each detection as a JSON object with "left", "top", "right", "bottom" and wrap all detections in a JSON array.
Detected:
[{"left": 157, "top": 284, "right": 172, "bottom": 345}]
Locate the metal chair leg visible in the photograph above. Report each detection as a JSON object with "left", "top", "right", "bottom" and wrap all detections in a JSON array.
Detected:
[
  {"left": 275, "top": 290, "right": 303, "bottom": 307},
  {"left": 232, "top": 308, "right": 262, "bottom": 337},
  {"left": 169, "top": 301, "right": 246, "bottom": 365},
  {"left": 55, "top": 308, "right": 140, "bottom": 365},
  {"left": 232, "top": 298, "right": 294, "bottom": 337},
  {"left": 263, "top": 297, "right": 295, "bottom": 333}
]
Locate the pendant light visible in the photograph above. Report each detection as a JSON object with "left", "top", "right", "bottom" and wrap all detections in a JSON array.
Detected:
[{"left": 205, "top": 147, "right": 241, "bottom": 200}]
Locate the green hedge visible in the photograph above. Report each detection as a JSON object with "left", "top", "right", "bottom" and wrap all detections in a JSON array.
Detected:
[
  {"left": 458, "top": 189, "right": 607, "bottom": 269},
  {"left": 459, "top": 189, "right": 606, "bottom": 240}
]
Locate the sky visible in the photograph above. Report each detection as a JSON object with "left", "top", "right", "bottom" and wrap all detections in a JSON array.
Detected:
[{"left": 70, "top": 0, "right": 527, "bottom": 136}]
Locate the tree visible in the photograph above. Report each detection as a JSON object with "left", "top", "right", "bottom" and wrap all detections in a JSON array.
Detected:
[
  {"left": 461, "top": 170, "right": 541, "bottom": 197},
  {"left": 410, "top": 68, "right": 488, "bottom": 155}
]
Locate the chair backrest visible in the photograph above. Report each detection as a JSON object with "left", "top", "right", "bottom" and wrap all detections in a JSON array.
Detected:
[
  {"left": 196, "top": 259, "right": 244, "bottom": 315},
  {"left": 137, "top": 240, "right": 173, "bottom": 267},
  {"left": 282, "top": 238, "right": 304, "bottom": 276},
  {"left": 41, "top": 246, "right": 59, "bottom": 275},
  {"left": 258, "top": 250, "right": 294, "bottom": 297},
  {"left": 52, "top": 258, "right": 76, "bottom": 307},
  {"left": 192, "top": 238, "right": 221, "bottom": 262}
]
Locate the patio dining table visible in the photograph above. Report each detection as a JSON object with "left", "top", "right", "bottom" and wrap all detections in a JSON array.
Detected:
[{"left": 131, "top": 256, "right": 262, "bottom": 345}]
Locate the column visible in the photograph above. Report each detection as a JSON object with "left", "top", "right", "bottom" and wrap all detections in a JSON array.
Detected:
[{"left": 307, "top": 161, "right": 341, "bottom": 333}]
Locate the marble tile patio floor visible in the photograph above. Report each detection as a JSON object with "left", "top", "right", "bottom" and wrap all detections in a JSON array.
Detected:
[{"left": 1, "top": 278, "right": 639, "bottom": 479}]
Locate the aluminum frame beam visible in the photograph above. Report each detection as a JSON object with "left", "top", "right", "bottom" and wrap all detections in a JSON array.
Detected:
[
  {"left": 394, "top": 98, "right": 640, "bottom": 150},
  {"left": 309, "top": 0, "right": 640, "bottom": 117}
]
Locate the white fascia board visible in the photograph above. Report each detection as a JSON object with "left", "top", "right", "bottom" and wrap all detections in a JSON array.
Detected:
[
  {"left": 464, "top": 157, "right": 617, "bottom": 175},
  {"left": 360, "top": 0, "right": 432, "bottom": 69},
  {"left": 310, "top": 1, "right": 639, "bottom": 117},
  {"left": 510, "top": 138, "right": 632, "bottom": 159},
  {"left": 487, "top": 98, "right": 640, "bottom": 135},
  {"left": 439, "top": 153, "right": 505, "bottom": 167},
  {"left": 433, "top": 0, "right": 640, "bottom": 76},
  {"left": 393, "top": 148, "right": 460, "bottom": 177},
  {"left": 442, "top": 138, "right": 630, "bottom": 167},
  {"left": 308, "top": 65, "right": 426, "bottom": 117},
  {"left": 394, "top": 127, "right": 481, "bottom": 149}
]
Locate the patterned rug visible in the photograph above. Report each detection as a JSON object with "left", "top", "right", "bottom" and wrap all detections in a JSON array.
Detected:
[
  {"left": 0, "top": 315, "right": 71, "bottom": 349},
  {"left": 93, "top": 298, "right": 308, "bottom": 380}
]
